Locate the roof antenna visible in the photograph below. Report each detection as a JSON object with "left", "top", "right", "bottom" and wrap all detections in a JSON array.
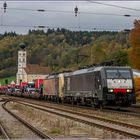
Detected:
[{"left": 3, "top": 0, "right": 7, "bottom": 13}]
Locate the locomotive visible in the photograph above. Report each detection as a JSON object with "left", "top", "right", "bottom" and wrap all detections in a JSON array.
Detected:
[{"left": 42, "top": 66, "right": 136, "bottom": 108}]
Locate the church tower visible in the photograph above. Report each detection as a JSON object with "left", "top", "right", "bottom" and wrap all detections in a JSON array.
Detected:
[
  {"left": 18, "top": 50, "right": 26, "bottom": 69},
  {"left": 16, "top": 43, "right": 27, "bottom": 84}
]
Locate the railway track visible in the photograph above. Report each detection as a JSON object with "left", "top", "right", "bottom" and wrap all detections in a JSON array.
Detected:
[
  {"left": 15, "top": 99, "right": 140, "bottom": 129},
  {"left": 0, "top": 122, "right": 10, "bottom": 139},
  {"left": 4, "top": 95, "right": 140, "bottom": 118},
  {"left": 2, "top": 101, "right": 52, "bottom": 139},
  {"left": 102, "top": 106, "right": 140, "bottom": 118},
  {"left": 52, "top": 102, "right": 140, "bottom": 118},
  {"left": 58, "top": 102, "right": 140, "bottom": 118},
  {"left": 3, "top": 96, "right": 140, "bottom": 125},
  {"left": 8, "top": 98, "right": 140, "bottom": 139}
]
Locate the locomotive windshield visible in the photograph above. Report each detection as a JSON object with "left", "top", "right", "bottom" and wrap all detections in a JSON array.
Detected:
[{"left": 106, "top": 69, "right": 131, "bottom": 79}]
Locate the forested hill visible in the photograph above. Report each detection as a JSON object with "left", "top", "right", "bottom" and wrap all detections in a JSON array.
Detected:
[{"left": 0, "top": 28, "right": 130, "bottom": 78}]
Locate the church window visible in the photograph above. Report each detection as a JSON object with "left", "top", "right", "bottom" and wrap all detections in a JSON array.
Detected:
[{"left": 19, "top": 58, "right": 21, "bottom": 62}]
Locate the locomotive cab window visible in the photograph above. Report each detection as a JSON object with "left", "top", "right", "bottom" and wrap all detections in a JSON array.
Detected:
[
  {"left": 118, "top": 70, "right": 131, "bottom": 79},
  {"left": 106, "top": 69, "right": 131, "bottom": 79}
]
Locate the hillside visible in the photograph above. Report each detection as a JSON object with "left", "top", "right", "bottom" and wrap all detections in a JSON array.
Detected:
[{"left": 0, "top": 29, "right": 129, "bottom": 78}]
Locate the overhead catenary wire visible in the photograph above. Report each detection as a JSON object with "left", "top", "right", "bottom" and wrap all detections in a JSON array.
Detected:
[
  {"left": 0, "top": 7, "right": 140, "bottom": 18},
  {"left": 0, "top": 7, "right": 134, "bottom": 31},
  {"left": 87, "top": 0, "right": 140, "bottom": 12},
  {"left": 0, "top": 2, "right": 136, "bottom": 33}
]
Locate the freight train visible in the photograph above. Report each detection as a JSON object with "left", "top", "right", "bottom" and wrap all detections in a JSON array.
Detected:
[{"left": 0, "top": 66, "right": 136, "bottom": 108}]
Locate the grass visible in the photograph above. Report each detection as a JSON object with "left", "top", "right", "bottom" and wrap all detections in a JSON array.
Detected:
[
  {"left": 49, "top": 128, "right": 61, "bottom": 135},
  {"left": 0, "top": 76, "right": 16, "bottom": 86}
]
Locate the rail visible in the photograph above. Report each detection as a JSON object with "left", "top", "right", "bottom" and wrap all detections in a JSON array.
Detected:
[
  {"left": 2, "top": 101, "right": 52, "bottom": 139},
  {"left": 0, "top": 122, "right": 10, "bottom": 139}
]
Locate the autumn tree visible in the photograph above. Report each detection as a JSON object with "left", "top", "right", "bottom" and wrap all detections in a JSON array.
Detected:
[
  {"left": 134, "top": 77, "right": 140, "bottom": 101},
  {"left": 129, "top": 20, "right": 140, "bottom": 70},
  {"left": 90, "top": 44, "right": 106, "bottom": 64}
]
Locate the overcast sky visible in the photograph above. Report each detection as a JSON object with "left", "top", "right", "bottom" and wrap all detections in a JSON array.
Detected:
[{"left": 0, "top": 1, "right": 140, "bottom": 34}]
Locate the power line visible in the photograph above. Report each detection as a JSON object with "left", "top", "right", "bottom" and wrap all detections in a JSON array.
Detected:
[
  {"left": 0, "top": 2, "right": 135, "bottom": 32},
  {"left": 1, "top": 7, "right": 140, "bottom": 18},
  {"left": 87, "top": 1, "right": 140, "bottom": 12}
]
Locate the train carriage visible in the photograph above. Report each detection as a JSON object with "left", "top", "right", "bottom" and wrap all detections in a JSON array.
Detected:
[
  {"left": 43, "top": 75, "right": 59, "bottom": 101},
  {"left": 43, "top": 73, "right": 67, "bottom": 102}
]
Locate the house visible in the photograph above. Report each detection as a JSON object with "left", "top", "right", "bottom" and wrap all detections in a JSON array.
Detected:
[{"left": 16, "top": 48, "right": 51, "bottom": 84}]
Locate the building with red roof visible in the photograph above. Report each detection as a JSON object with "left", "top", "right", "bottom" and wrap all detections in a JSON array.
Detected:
[{"left": 16, "top": 48, "right": 51, "bottom": 84}]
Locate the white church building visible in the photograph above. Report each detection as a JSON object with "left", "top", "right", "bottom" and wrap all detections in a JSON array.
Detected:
[{"left": 16, "top": 47, "right": 51, "bottom": 84}]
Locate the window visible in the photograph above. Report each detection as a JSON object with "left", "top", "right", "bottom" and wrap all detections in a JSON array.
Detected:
[
  {"left": 19, "top": 58, "right": 21, "bottom": 62},
  {"left": 106, "top": 69, "right": 131, "bottom": 79}
]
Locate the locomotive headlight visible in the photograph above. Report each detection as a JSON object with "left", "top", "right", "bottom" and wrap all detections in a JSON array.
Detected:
[
  {"left": 108, "top": 89, "right": 113, "bottom": 92},
  {"left": 127, "top": 89, "right": 132, "bottom": 92},
  {"left": 118, "top": 80, "right": 121, "bottom": 83}
]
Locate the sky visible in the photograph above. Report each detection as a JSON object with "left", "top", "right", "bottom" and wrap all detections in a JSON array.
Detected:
[{"left": 0, "top": 1, "right": 140, "bottom": 34}]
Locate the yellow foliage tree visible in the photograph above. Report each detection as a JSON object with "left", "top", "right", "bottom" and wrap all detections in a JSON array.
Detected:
[
  {"left": 134, "top": 77, "right": 140, "bottom": 102},
  {"left": 129, "top": 20, "right": 140, "bottom": 70},
  {"left": 90, "top": 44, "right": 106, "bottom": 64}
]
